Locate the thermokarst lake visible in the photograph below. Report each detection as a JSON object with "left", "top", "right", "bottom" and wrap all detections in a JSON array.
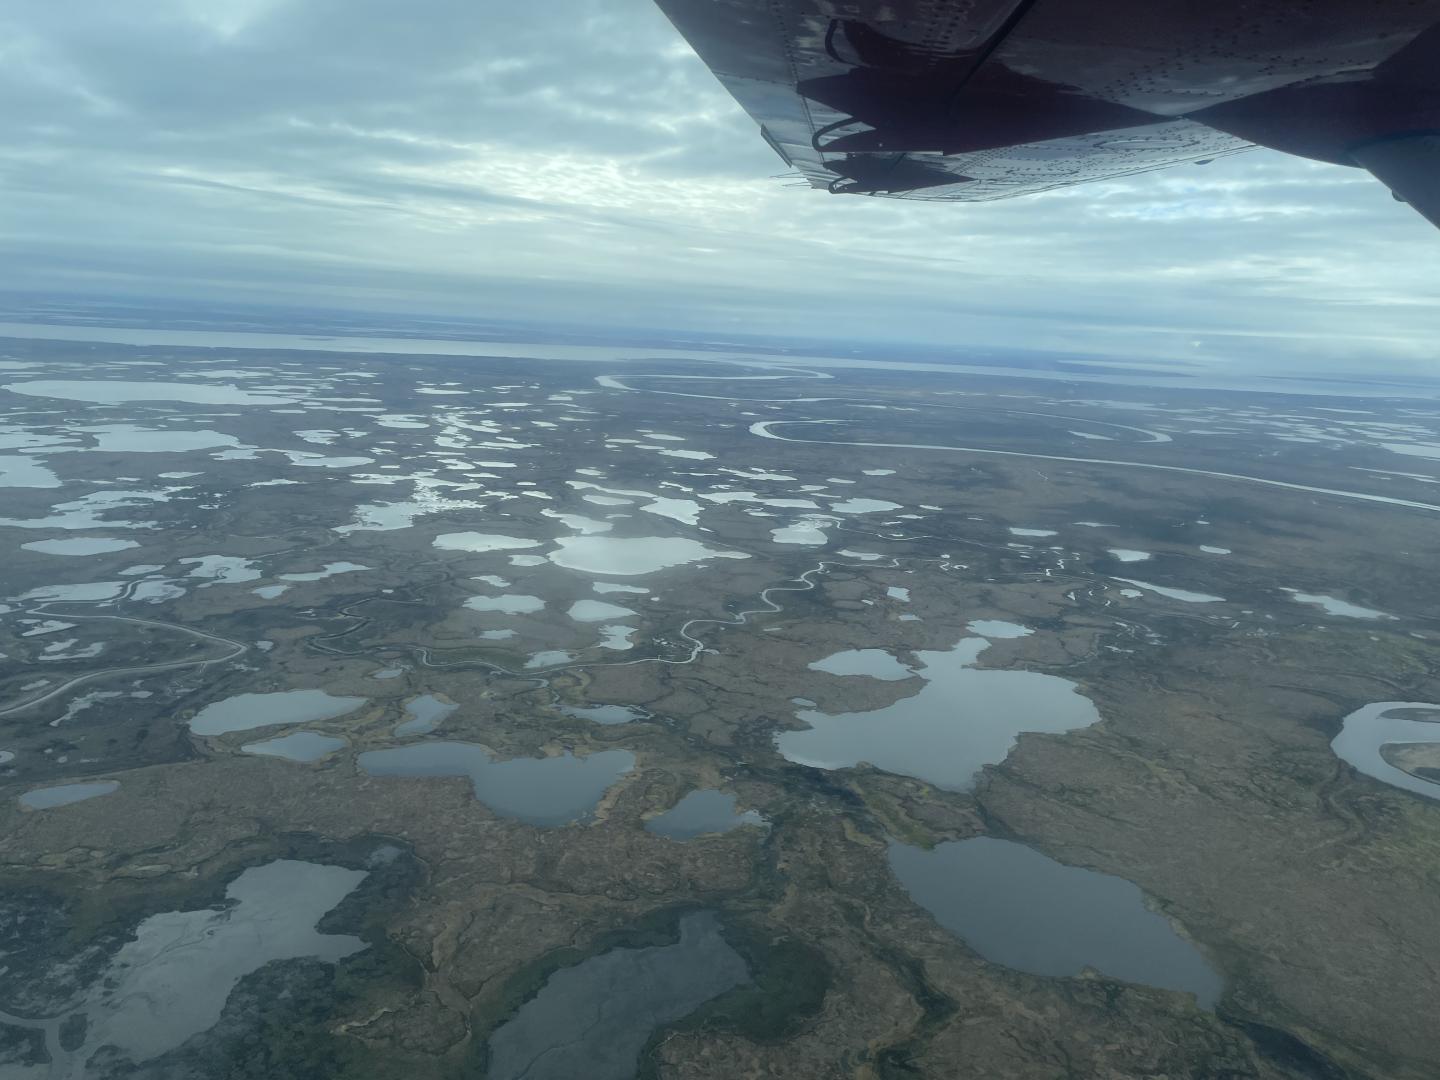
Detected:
[
  {"left": 3, "top": 330, "right": 1437, "bottom": 1078},
  {"left": 778, "top": 624, "right": 1102, "bottom": 790},
  {"left": 357, "top": 743, "right": 635, "bottom": 825}
]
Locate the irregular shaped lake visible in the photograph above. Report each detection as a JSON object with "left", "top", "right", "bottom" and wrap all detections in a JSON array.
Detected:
[
  {"left": 4, "top": 379, "right": 296, "bottom": 405},
  {"left": 0, "top": 456, "right": 61, "bottom": 488},
  {"left": 465, "top": 594, "right": 544, "bottom": 614},
  {"left": 433, "top": 532, "right": 543, "bottom": 553},
  {"left": 278, "top": 561, "right": 370, "bottom": 582},
  {"left": 568, "top": 599, "right": 636, "bottom": 622},
  {"left": 560, "top": 704, "right": 646, "bottom": 725},
  {"left": 965, "top": 620, "right": 1032, "bottom": 639},
  {"left": 1112, "top": 577, "right": 1224, "bottom": 603},
  {"left": 357, "top": 742, "right": 634, "bottom": 825},
  {"left": 807, "top": 648, "right": 913, "bottom": 681},
  {"left": 62, "top": 860, "right": 365, "bottom": 1069},
  {"left": 779, "top": 633, "right": 1100, "bottom": 790},
  {"left": 771, "top": 516, "right": 832, "bottom": 545},
  {"left": 21, "top": 537, "right": 140, "bottom": 556},
  {"left": 19, "top": 780, "right": 119, "bottom": 810},
  {"left": 1107, "top": 548, "right": 1151, "bottom": 562},
  {"left": 890, "top": 838, "right": 1222, "bottom": 1005},
  {"left": 189, "top": 689, "right": 368, "bottom": 736},
  {"left": 646, "top": 789, "right": 766, "bottom": 840},
  {"left": 830, "top": 498, "right": 901, "bottom": 514},
  {"left": 549, "top": 536, "right": 748, "bottom": 576},
  {"left": 484, "top": 911, "right": 747, "bottom": 1080},
  {"left": 82, "top": 425, "right": 240, "bottom": 453},
  {"left": 1283, "top": 589, "right": 1392, "bottom": 620},
  {"left": 394, "top": 693, "right": 459, "bottom": 736}
]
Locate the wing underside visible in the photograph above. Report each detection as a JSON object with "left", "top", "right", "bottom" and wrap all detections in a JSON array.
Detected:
[{"left": 655, "top": 0, "right": 1440, "bottom": 207}]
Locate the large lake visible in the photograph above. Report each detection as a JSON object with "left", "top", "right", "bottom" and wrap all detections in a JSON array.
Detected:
[{"left": 890, "top": 838, "right": 1222, "bottom": 1005}]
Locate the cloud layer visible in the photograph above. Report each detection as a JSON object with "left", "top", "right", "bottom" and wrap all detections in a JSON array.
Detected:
[{"left": 2, "top": 0, "right": 1436, "bottom": 373}]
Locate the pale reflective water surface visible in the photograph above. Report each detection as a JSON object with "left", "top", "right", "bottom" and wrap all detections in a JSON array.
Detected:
[
  {"left": 189, "top": 690, "right": 369, "bottom": 736},
  {"left": 779, "top": 634, "right": 1100, "bottom": 790},
  {"left": 1331, "top": 702, "right": 1440, "bottom": 799}
]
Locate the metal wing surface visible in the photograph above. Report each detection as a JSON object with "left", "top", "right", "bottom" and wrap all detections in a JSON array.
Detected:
[{"left": 653, "top": 0, "right": 1440, "bottom": 220}]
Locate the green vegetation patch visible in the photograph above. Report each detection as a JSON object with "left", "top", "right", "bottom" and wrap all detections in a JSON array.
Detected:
[{"left": 636, "top": 919, "right": 832, "bottom": 1076}]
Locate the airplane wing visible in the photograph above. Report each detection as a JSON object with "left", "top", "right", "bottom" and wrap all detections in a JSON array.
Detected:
[{"left": 653, "top": 0, "right": 1440, "bottom": 225}]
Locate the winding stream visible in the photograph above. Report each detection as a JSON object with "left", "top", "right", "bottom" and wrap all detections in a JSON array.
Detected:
[
  {"left": 750, "top": 420, "right": 1440, "bottom": 516},
  {"left": 1332, "top": 702, "right": 1440, "bottom": 800},
  {"left": 9, "top": 356, "right": 1434, "bottom": 738},
  {"left": 0, "top": 584, "right": 249, "bottom": 717}
]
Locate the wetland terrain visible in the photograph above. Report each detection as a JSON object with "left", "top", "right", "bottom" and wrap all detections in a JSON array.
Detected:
[{"left": 1, "top": 330, "right": 1439, "bottom": 1078}]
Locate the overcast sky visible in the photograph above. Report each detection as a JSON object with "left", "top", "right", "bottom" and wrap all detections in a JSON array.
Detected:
[{"left": 2, "top": 0, "right": 1437, "bottom": 373}]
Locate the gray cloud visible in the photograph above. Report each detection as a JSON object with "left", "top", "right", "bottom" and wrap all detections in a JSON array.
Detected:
[{"left": 1, "top": 0, "right": 1436, "bottom": 374}]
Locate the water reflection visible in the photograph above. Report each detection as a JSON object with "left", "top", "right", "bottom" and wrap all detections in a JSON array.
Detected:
[
  {"left": 19, "top": 780, "right": 119, "bottom": 809},
  {"left": 394, "top": 693, "right": 458, "bottom": 736},
  {"left": 549, "top": 535, "right": 749, "bottom": 576},
  {"left": 21, "top": 538, "right": 139, "bottom": 556},
  {"left": 779, "top": 633, "right": 1099, "bottom": 790},
  {"left": 1282, "top": 589, "right": 1392, "bottom": 620},
  {"left": 1332, "top": 701, "right": 1440, "bottom": 799},
  {"left": 808, "top": 648, "right": 913, "bottom": 680},
  {"left": 1112, "top": 577, "right": 1224, "bottom": 603},
  {"left": 560, "top": 704, "right": 647, "bottom": 726},
  {"left": 4, "top": 379, "right": 295, "bottom": 406},
  {"left": 646, "top": 789, "right": 766, "bottom": 840},
  {"left": 189, "top": 690, "right": 368, "bottom": 736},
  {"left": 484, "top": 911, "right": 747, "bottom": 1080},
  {"left": 357, "top": 742, "right": 634, "bottom": 825},
  {"left": 889, "top": 838, "right": 1222, "bottom": 1005},
  {"left": 73, "top": 860, "right": 365, "bottom": 1067}
]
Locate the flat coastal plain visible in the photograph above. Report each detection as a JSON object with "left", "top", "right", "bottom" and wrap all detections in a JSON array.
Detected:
[{"left": 1, "top": 334, "right": 1439, "bottom": 1080}]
